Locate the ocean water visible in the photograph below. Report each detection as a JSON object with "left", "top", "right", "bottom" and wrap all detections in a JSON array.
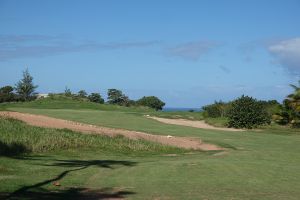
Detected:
[{"left": 162, "top": 107, "right": 202, "bottom": 112}]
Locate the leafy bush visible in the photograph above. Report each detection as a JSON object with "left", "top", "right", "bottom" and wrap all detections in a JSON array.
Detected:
[
  {"left": 136, "top": 96, "right": 165, "bottom": 110},
  {"left": 202, "top": 101, "right": 230, "bottom": 118},
  {"left": 259, "top": 100, "right": 281, "bottom": 116},
  {"left": 64, "top": 87, "right": 72, "bottom": 97},
  {"left": 15, "top": 69, "right": 38, "bottom": 101},
  {"left": 283, "top": 82, "right": 300, "bottom": 127},
  {"left": 273, "top": 81, "right": 300, "bottom": 128},
  {"left": 227, "top": 95, "right": 271, "bottom": 129},
  {"left": 88, "top": 93, "right": 104, "bottom": 104},
  {"left": 0, "top": 86, "right": 16, "bottom": 103},
  {"left": 272, "top": 111, "right": 290, "bottom": 125},
  {"left": 77, "top": 90, "right": 87, "bottom": 98},
  {"left": 107, "top": 89, "right": 131, "bottom": 106}
]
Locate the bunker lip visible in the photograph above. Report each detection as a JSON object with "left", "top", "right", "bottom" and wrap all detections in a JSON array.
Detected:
[
  {"left": 0, "top": 111, "right": 222, "bottom": 151},
  {"left": 147, "top": 116, "right": 244, "bottom": 132}
]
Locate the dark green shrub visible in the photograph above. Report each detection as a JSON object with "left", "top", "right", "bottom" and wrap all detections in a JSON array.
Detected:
[
  {"left": 258, "top": 100, "right": 281, "bottom": 116},
  {"left": 77, "top": 90, "right": 88, "bottom": 98},
  {"left": 272, "top": 111, "right": 290, "bottom": 125},
  {"left": 227, "top": 95, "right": 271, "bottom": 129},
  {"left": 64, "top": 87, "right": 72, "bottom": 97},
  {"left": 272, "top": 81, "right": 300, "bottom": 128},
  {"left": 136, "top": 96, "right": 165, "bottom": 110},
  {"left": 107, "top": 89, "right": 130, "bottom": 106},
  {"left": 15, "top": 69, "right": 38, "bottom": 101},
  {"left": 88, "top": 93, "right": 104, "bottom": 104},
  {"left": 127, "top": 100, "right": 137, "bottom": 107},
  {"left": 283, "top": 81, "right": 300, "bottom": 127},
  {"left": 0, "top": 85, "right": 16, "bottom": 103},
  {"left": 202, "top": 101, "right": 230, "bottom": 118}
]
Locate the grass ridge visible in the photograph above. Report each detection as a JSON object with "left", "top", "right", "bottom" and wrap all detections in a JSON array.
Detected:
[{"left": 0, "top": 117, "right": 186, "bottom": 156}]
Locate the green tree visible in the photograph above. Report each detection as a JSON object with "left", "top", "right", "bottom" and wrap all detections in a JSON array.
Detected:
[
  {"left": 107, "top": 89, "right": 129, "bottom": 106},
  {"left": 88, "top": 93, "right": 104, "bottom": 104},
  {"left": 15, "top": 69, "right": 38, "bottom": 101},
  {"left": 136, "top": 96, "right": 165, "bottom": 110},
  {"left": 227, "top": 95, "right": 270, "bottom": 129},
  {"left": 258, "top": 100, "right": 281, "bottom": 117},
  {"left": 202, "top": 101, "right": 230, "bottom": 118},
  {"left": 78, "top": 90, "right": 87, "bottom": 98},
  {"left": 64, "top": 87, "right": 72, "bottom": 97},
  {"left": 281, "top": 81, "right": 300, "bottom": 127},
  {"left": 0, "top": 85, "right": 15, "bottom": 103}
]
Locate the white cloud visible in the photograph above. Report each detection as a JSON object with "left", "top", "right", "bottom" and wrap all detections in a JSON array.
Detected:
[
  {"left": 268, "top": 37, "right": 300, "bottom": 74},
  {"left": 166, "top": 41, "right": 219, "bottom": 61},
  {"left": 0, "top": 34, "right": 160, "bottom": 61}
]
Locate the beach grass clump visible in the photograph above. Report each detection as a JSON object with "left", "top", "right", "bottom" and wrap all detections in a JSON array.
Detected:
[{"left": 0, "top": 117, "right": 185, "bottom": 156}]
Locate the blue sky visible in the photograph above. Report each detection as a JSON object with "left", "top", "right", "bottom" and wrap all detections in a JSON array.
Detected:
[{"left": 1, "top": 0, "right": 300, "bottom": 107}]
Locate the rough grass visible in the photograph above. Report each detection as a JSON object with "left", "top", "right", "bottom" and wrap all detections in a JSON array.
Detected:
[
  {"left": 203, "top": 117, "right": 300, "bottom": 134},
  {"left": 149, "top": 111, "right": 204, "bottom": 121},
  {"left": 1, "top": 126, "right": 300, "bottom": 199},
  {"left": 0, "top": 117, "right": 185, "bottom": 156},
  {"left": 0, "top": 97, "right": 203, "bottom": 121},
  {"left": 1, "top": 109, "right": 300, "bottom": 199},
  {"left": 1, "top": 99, "right": 300, "bottom": 199},
  {"left": 0, "top": 96, "right": 152, "bottom": 112},
  {"left": 7, "top": 108, "right": 211, "bottom": 137},
  {"left": 204, "top": 117, "right": 229, "bottom": 127}
]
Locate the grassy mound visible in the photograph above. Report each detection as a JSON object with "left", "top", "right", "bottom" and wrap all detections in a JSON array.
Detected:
[
  {"left": 0, "top": 96, "right": 152, "bottom": 112},
  {"left": 0, "top": 96, "right": 206, "bottom": 121},
  {"left": 0, "top": 117, "right": 185, "bottom": 156}
]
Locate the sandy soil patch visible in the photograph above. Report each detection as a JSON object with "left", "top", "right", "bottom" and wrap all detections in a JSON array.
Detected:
[
  {"left": 0, "top": 112, "right": 222, "bottom": 151},
  {"left": 147, "top": 116, "right": 243, "bottom": 132}
]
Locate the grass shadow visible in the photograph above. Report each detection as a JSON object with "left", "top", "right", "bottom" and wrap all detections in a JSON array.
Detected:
[
  {"left": 2, "top": 187, "right": 135, "bottom": 200},
  {"left": 204, "top": 140, "right": 238, "bottom": 150},
  {"left": 6, "top": 158, "right": 137, "bottom": 200},
  {"left": 43, "top": 159, "right": 137, "bottom": 169},
  {"left": 0, "top": 141, "right": 30, "bottom": 157}
]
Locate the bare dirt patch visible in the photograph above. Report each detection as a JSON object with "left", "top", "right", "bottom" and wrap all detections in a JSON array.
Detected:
[
  {"left": 147, "top": 116, "right": 243, "bottom": 132},
  {"left": 0, "top": 112, "right": 222, "bottom": 151}
]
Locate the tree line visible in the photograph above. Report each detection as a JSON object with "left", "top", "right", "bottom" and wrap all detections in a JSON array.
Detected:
[
  {"left": 60, "top": 87, "right": 165, "bottom": 110},
  {"left": 0, "top": 69, "right": 38, "bottom": 102},
  {"left": 1, "top": 69, "right": 299, "bottom": 128},
  {"left": 202, "top": 81, "right": 300, "bottom": 128},
  {"left": 0, "top": 69, "right": 165, "bottom": 111}
]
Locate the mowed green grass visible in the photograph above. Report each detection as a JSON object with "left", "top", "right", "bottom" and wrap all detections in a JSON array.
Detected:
[
  {"left": 8, "top": 108, "right": 208, "bottom": 137},
  {"left": 7, "top": 107, "right": 300, "bottom": 147},
  {"left": 0, "top": 97, "right": 204, "bottom": 121},
  {"left": 1, "top": 99, "right": 300, "bottom": 199},
  {"left": 0, "top": 97, "right": 152, "bottom": 112},
  {"left": 0, "top": 118, "right": 183, "bottom": 155},
  {"left": 0, "top": 117, "right": 299, "bottom": 199}
]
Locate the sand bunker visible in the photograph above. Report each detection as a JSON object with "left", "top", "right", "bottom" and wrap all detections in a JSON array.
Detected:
[
  {"left": 147, "top": 116, "right": 243, "bottom": 132},
  {"left": 0, "top": 112, "right": 222, "bottom": 151}
]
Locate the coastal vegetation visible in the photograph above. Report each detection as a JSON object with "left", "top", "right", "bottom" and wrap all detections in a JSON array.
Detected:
[
  {"left": 0, "top": 69, "right": 299, "bottom": 199},
  {"left": 1, "top": 98, "right": 300, "bottom": 199},
  {"left": 2, "top": 69, "right": 299, "bottom": 129}
]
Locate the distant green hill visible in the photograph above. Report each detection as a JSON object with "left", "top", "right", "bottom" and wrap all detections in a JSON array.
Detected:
[
  {"left": 0, "top": 95, "right": 204, "bottom": 121},
  {"left": 0, "top": 96, "right": 153, "bottom": 112}
]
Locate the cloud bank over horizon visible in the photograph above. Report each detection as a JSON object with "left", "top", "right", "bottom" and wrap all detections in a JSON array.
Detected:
[
  {"left": 0, "top": 0, "right": 299, "bottom": 107},
  {"left": 0, "top": 35, "right": 223, "bottom": 62},
  {"left": 166, "top": 41, "right": 220, "bottom": 61},
  {"left": 268, "top": 37, "right": 300, "bottom": 75},
  {"left": 0, "top": 34, "right": 160, "bottom": 61},
  {"left": 2, "top": 33, "right": 299, "bottom": 79}
]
